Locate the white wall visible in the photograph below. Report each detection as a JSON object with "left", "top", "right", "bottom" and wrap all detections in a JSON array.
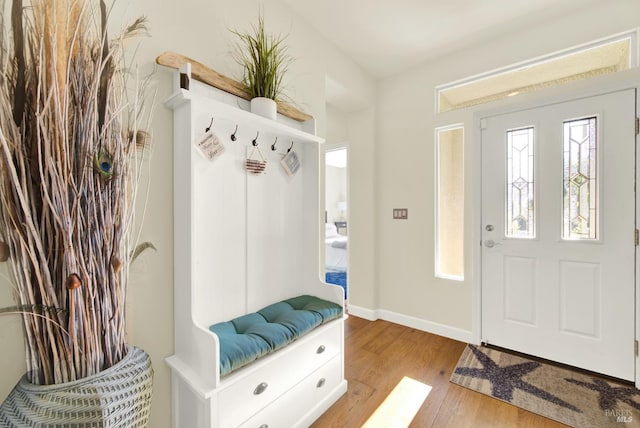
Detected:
[
  {"left": 325, "top": 165, "right": 347, "bottom": 224},
  {"left": 0, "top": 1, "right": 375, "bottom": 426},
  {"left": 323, "top": 101, "right": 378, "bottom": 309},
  {"left": 325, "top": 105, "right": 349, "bottom": 225},
  {"left": 326, "top": 103, "right": 349, "bottom": 143},
  {"left": 346, "top": 106, "right": 377, "bottom": 310},
  {"left": 374, "top": 0, "right": 640, "bottom": 334}
]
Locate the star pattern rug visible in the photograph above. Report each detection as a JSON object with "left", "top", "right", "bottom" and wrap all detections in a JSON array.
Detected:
[{"left": 450, "top": 345, "right": 640, "bottom": 428}]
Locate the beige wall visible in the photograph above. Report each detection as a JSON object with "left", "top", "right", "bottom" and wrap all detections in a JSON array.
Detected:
[
  {"left": 326, "top": 165, "right": 347, "bottom": 224},
  {"left": 346, "top": 106, "right": 377, "bottom": 309},
  {"left": 325, "top": 104, "right": 349, "bottom": 225},
  {"left": 0, "top": 1, "right": 375, "bottom": 426},
  {"left": 374, "top": 0, "right": 640, "bottom": 332}
]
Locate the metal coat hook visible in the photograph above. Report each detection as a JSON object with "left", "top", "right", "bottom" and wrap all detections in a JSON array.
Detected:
[
  {"left": 271, "top": 136, "right": 278, "bottom": 151},
  {"left": 287, "top": 141, "right": 294, "bottom": 153},
  {"left": 252, "top": 131, "right": 260, "bottom": 146},
  {"left": 205, "top": 117, "right": 213, "bottom": 133},
  {"left": 230, "top": 125, "right": 238, "bottom": 142}
]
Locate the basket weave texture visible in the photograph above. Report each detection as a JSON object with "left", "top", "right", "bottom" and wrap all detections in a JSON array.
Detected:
[{"left": 0, "top": 346, "right": 153, "bottom": 427}]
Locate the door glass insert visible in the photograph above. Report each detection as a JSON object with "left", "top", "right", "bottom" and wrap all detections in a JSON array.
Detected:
[
  {"left": 563, "top": 117, "right": 598, "bottom": 240},
  {"left": 506, "top": 127, "right": 535, "bottom": 238}
]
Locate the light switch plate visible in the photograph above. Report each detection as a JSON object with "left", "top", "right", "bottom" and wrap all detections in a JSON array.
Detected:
[{"left": 393, "top": 208, "right": 408, "bottom": 219}]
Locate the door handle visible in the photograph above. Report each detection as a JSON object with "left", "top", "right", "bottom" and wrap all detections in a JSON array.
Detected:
[{"left": 484, "top": 239, "right": 502, "bottom": 248}]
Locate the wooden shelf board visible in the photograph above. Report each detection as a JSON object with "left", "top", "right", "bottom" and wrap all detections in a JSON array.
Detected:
[{"left": 156, "top": 51, "right": 313, "bottom": 123}]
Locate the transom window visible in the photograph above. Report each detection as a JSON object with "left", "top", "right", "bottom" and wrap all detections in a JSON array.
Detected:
[{"left": 436, "top": 31, "right": 636, "bottom": 113}]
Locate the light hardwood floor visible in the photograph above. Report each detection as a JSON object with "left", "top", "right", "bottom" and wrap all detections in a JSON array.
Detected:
[{"left": 311, "top": 315, "right": 567, "bottom": 428}]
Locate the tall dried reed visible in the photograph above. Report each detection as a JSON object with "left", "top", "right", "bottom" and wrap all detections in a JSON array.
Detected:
[{"left": 0, "top": 0, "right": 152, "bottom": 385}]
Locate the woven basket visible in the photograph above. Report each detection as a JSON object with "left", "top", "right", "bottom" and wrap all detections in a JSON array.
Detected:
[{"left": 0, "top": 346, "right": 153, "bottom": 427}]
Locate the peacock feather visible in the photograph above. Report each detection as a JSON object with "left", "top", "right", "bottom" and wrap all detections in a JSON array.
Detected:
[{"left": 94, "top": 150, "right": 114, "bottom": 178}]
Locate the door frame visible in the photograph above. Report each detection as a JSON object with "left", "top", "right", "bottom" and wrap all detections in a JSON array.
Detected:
[
  {"left": 470, "top": 69, "right": 640, "bottom": 386},
  {"left": 323, "top": 142, "right": 350, "bottom": 303}
]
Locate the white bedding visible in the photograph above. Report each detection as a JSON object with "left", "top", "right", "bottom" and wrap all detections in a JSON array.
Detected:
[{"left": 325, "top": 223, "right": 348, "bottom": 271}]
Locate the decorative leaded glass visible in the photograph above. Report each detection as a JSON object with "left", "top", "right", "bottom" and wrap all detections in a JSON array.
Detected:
[
  {"left": 563, "top": 117, "right": 598, "bottom": 240},
  {"left": 506, "top": 127, "right": 535, "bottom": 238}
]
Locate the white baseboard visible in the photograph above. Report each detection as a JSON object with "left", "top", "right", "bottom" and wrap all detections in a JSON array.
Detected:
[
  {"left": 346, "top": 305, "right": 378, "bottom": 321},
  {"left": 347, "top": 305, "right": 473, "bottom": 343}
]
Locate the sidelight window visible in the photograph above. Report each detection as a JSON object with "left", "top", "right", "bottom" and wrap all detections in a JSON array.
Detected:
[{"left": 435, "top": 126, "right": 464, "bottom": 280}]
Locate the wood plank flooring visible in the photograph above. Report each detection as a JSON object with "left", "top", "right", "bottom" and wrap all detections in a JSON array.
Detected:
[{"left": 311, "top": 315, "right": 567, "bottom": 428}]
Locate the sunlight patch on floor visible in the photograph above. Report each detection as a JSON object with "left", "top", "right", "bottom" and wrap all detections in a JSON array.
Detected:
[{"left": 361, "top": 376, "right": 432, "bottom": 428}]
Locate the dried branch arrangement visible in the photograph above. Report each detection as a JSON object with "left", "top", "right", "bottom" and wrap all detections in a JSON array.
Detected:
[{"left": 0, "top": 0, "right": 152, "bottom": 385}]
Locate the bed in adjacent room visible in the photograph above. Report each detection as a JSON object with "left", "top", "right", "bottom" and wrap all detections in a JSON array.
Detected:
[{"left": 325, "top": 223, "right": 347, "bottom": 297}]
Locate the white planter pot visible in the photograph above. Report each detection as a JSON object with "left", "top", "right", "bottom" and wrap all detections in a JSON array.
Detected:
[{"left": 250, "top": 97, "right": 278, "bottom": 120}]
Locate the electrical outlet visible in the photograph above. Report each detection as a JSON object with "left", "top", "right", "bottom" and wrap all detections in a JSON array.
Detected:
[{"left": 393, "top": 208, "right": 408, "bottom": 219}]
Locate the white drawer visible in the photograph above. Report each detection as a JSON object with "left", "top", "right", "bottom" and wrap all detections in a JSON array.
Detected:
[
  {"left": 238, "top": 355, "right": 343, "bottom": 428},
  {"left": 218, "top": 320, "right": 342, "bottom": 427}
]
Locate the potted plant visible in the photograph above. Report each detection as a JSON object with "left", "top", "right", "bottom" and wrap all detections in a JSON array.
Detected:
[
  {"left": 232, "top": 13, "right": 292, "bottom": 120},
  {"left": 0, "top": 0, "right": 154, "bottom": 425}
]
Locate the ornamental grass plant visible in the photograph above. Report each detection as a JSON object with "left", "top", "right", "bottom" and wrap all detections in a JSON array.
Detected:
[
  {"left": 231, "top": 13, "right": 292, "bottom": 101},
  {"left": 0, "top": 0, "right": 153, "bottom": 386}
]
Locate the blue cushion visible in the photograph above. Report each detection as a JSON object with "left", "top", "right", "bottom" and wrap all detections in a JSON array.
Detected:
[
  {"left": 234, "top": 312, "right": 295, "bottom": 348},
  {"left": 209, "top": 295, "right": 342, "bottom": 376},
  {"left": 258, "top": 301, "right": 323, "bottom": 337},
  {"left": 284, "top": 295, "right": 344, "bottom": 321},
  {"left": 212, "top": 325, "right": 272, "bottom": 375}
]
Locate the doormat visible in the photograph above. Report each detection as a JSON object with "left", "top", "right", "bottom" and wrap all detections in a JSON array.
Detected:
[{"left": 450, "top": 345, "right": 640, "bottom": 428}]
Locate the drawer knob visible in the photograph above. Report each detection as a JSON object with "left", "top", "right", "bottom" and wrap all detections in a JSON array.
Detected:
[
  {"left": 316, "top": 345, "right": 326, "bottom": 354},
  {"left": 253, "top": 382, "right": 268, "bottom": 395},
  {"left": 316, "top": 378, "right": 326, "bottom": 388},
  {"left": 259, "top": 425, "right": 268, "bottom": 428}
]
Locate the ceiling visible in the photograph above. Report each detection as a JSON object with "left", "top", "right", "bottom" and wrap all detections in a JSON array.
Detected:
[{"left": 280, "top": 0, "right": 606, "bottom": 79}]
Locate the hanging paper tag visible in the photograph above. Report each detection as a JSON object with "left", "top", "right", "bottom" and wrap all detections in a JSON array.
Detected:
[
  {"left": 245, "top": 146, "right": 267, "bottom": 175},
  {"left": 195, "top": 131, "right": 225, "bottom": 161},
  {"left": 281, "top": 150, "right": 300, "bottom": 176}
]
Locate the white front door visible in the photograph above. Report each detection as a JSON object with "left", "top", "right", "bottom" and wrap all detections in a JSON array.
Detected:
[{"left": 481, "top": 89, "right": 636, "bottom": 381}]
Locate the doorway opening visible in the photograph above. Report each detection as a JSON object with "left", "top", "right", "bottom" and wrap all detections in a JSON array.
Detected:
[{"left": 325, "top": 147, "right": 348, "bottom": 299}]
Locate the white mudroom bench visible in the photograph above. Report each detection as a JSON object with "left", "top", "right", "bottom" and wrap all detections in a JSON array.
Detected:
[{"left": 164, "top": 64, "right": 347, "bottom": 428}]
